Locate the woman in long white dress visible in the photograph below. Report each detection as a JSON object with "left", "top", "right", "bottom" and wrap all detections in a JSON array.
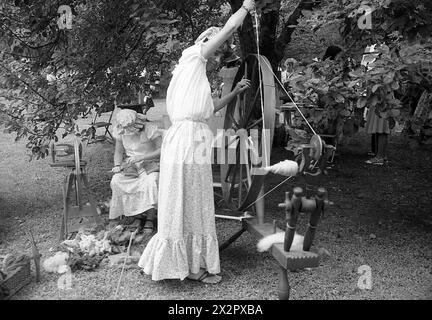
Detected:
[{"left": 138, "top": 0, "right": 255, "bottom": 283}]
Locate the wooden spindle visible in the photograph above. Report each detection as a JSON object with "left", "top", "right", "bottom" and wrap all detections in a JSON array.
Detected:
[
  {"left": 284, "top": 187, "right": 302, "bottom": 251},
  {"left": 303, "top": 187, "right": 325, "bottom": 251},
  {"left": 256, "top": 186, "right": 265, "bottom": 226}
]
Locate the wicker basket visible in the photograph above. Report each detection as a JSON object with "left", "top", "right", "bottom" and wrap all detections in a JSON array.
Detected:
[{"left": 0, "top": 259, "right": 31, "bottom": 300}]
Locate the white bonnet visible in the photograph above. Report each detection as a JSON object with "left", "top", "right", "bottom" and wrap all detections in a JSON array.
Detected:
[{"left": 112, "top": 109, "right": 146, "bottom": 139}]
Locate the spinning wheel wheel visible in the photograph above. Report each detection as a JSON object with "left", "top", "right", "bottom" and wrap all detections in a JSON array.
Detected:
[
  {"left": 50, "top": 136, "right": 103, "bottom": 240},
  {"left": 212, "top": 11, "right": 336, "bottom": 300},
  {"left": 220, "top": 54, "right": 276, "bottom": 212},
  {"left": 214, "top": 53, "right": 334, "bottom": 300}
]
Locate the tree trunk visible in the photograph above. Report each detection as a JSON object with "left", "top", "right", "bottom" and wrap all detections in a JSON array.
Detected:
[
  {"left": 274, "top": 0, "right": 319, "bottom": 64},
  {"left": 260, "top": 0, "right": 281, "bottom": 71},
  {"left": 228, "top": 0, "right": 319, "bottom": 69},
  {"left": 228, "top": 0, "right": 256, "bottom": 57}
]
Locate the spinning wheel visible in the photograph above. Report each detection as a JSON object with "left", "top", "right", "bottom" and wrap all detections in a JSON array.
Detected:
[
  {"left": 219, "top": 54, "right": 276, "bottom": 212},
  {"left": 50, "top": 136, "right": 103, "bottom": 240},
  {"left": 214, "top": 53, "right": 335, "bottom": 300}
]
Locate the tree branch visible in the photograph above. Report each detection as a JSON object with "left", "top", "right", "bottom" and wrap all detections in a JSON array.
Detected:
[
  {"left": 228, "top": 0, "right": 256, "bottom": 57},
  {"left": 274, "top": 0, "right": 320, "bottom": 63},
  {"left": 260, "top": 0, "right": 281, "bottom": 69},
  {"left": 0, "top": 23, "right": 60, "bottom": 50},
  {"left": 0, "top": 63, "right": 56, "bottom": 107}
]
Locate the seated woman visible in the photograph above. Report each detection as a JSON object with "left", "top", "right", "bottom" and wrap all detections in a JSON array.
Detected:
[{"left": 109, "top": 109, "right": 162, "bottom": 233}]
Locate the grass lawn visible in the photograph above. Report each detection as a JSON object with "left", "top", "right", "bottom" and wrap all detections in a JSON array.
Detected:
[{"left": 0, "top": 117, "right": 431, "bottom": 300}]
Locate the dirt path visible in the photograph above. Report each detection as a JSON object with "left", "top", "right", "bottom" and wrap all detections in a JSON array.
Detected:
[{"left": 0, "top": 128, "right": 431, "bottom": 300}]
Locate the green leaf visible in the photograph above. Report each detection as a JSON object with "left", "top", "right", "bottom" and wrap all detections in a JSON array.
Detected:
[
  {"left": 391, "top": 81, "right": 400, "bottom": 90},
  {"left": 390, "top": 109, "right": 400, "bottom": 117},
  {"left": 383, "top": 72, "right": 395, "bottom": 84},
  {"left": 347, "top": 80, "right": 359, "bottom": 88},
  {"left": 334, "top": 94, "right": 345, "bottom": 103},
  {"left": 357, "top": 98, "right": 367, "bottom": 109}
]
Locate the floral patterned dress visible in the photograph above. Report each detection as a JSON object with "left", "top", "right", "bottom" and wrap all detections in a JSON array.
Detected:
[{"left": 138, "top": 41, "right": 220, "bottom": 280}]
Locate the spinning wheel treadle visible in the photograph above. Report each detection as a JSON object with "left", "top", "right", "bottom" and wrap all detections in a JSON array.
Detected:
[{"left": 272, "top": 245, "right": 319, "bottom": 271}]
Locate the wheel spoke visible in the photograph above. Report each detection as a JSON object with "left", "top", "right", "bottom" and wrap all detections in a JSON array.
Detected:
[
  {"left": 250, "top": 59, "right": 258, "bottom": 92},
  {"left": 227, "top": 112, "right": 240, "bottom": 130},
  {"left": 227, "top": 162, "right": 239, "bottom": 204},
  {"left": 240, "top": 62, "right": 248, "bottom": 120},
  {"left": 242, "top": 141, "right": 252, "bottom": 187},
  {"left": 240, "top": 92, "right": 246, "bottom": 120},
  {"left": 242, "top": 179, "right": 249, "bottom": 194},
  {"left": 246, "top": 117, "right": 263, "bottom": 130},
  {"left": 219, "top": 54, "right": 276, "bottom": 212},
  {"left": 224, "top": 163, "right": 235, "bottom": 183},
  {"left": 223, "top": 134, "right": 239, "bottom": 150},
  {"left": 242, "top": 87, "right": 260, "bottom": 128},
  {"left": 238, "top": 161, "right": 243, "bottom": 204}
]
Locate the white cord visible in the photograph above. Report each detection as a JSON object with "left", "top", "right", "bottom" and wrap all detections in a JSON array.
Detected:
[
  {"left": 260, "top": 57, "right": 317, "bottom": 136},
  {"left": 243, "top": 176, "right": 293, "bottom": 210}
]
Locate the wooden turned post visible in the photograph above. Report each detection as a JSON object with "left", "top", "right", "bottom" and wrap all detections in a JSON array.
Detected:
[
  {"left": 284, "top": 188, "right": 302, "bottom": 251},
  {"left": 277, "top": 265, "right": 290, "bottom": 300},
  {"left": 256, "top": 186, "right": 265, "bottom": 226},
  {"left": 303, "top": 187, "right": 325, "bottom": 251},
  {"left": 278, "top": 192, "right": 291, "bottom": 247}
]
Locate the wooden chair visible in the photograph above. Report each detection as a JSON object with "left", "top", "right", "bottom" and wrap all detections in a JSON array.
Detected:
[
  {"left": 50, "top": 136, "right": 103, "bottom": 240},
  {"left": 87, "top": 103, "right": 115, "bottom": 145}
]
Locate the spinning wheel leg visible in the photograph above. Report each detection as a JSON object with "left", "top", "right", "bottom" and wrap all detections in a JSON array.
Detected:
[
  {"left": 255, "top": 186, "right": 265, "bottom": 225},
  {"left": 60, "top": 173, "right": 74, "bottom": 240},
  {"left": 277, "top": 266, "right": 290, "bottom": 300},
  {"left": 219, "top": 227, "right": 246, "bottom": 251},
  {"left": 60, "top": 177, "right": 67, "bottom": 240},
  {"left": 81, "top": 173, "right": 103, "bottom": 226}
]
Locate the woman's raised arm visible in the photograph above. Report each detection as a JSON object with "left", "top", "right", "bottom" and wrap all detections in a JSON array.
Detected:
[
  {"left": 201, "top": 0, "right": 255, "bottom": 60},
  {"left": 213, "top": 78, "right": 251, "bottom": 113}
]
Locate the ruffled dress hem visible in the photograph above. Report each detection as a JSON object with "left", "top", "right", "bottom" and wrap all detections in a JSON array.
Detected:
[
  {"left": 109, "top": 190, "right": 158, "bottom": 220},
  {"left": 138, "top": 233, "right": 221, "bottom": 281}
]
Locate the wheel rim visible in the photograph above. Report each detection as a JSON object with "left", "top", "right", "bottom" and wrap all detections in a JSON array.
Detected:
[{"left": 219, "top": 54, "right": 276, "bottom": 211}]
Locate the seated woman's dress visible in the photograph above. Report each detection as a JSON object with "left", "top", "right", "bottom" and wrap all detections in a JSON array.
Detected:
[{"left": 109, "top": 123, "right": 162, "bottom": 220}]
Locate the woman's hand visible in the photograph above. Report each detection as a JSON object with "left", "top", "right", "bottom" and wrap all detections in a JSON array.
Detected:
[
  {"left": 213, "top": 78, "right": 251, "bottom": 112},
  {"left": 242, "top": 0, "right": 256, "bottom": 12},
  {"left": 111, "top": 166, "right": 122, "bottom": 174},
  {"left": 233, "top": 78, "right": 251, "bottom": 95},
  {"left": 126, "top": 156, "right": 141, "bottom": 165}
]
